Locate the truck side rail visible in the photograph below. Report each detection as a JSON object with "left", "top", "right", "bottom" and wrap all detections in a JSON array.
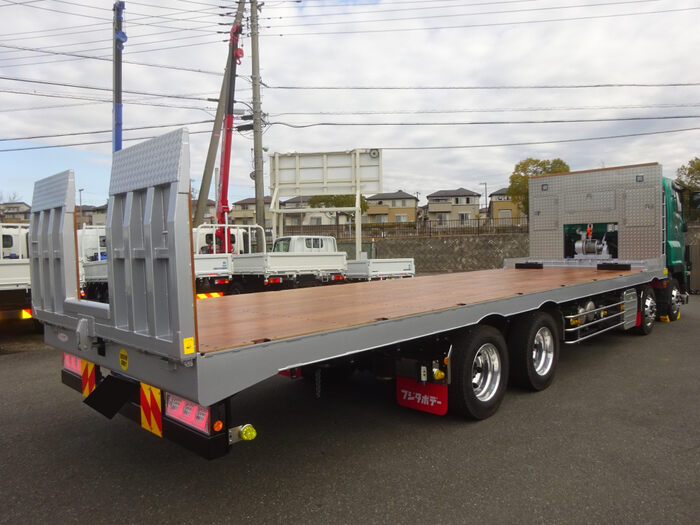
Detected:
[{"left": 31, "top": 130, "right": 200, "bottom": 400}]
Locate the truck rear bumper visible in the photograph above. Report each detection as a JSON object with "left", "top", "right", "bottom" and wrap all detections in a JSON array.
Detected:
[{"left": 61, "top": 369, "right": 230, "bottom": 459}]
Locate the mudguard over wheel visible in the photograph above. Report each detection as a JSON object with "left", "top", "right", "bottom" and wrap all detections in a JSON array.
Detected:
[
  {"left": 634, "top": 285, "right": 656, "bottom": 335},
  {"left": 449, "top": 325, "right": 509, "bottom": 420},
  {"left": 508, "top": 311, "right": 559, "bottom": 391}
]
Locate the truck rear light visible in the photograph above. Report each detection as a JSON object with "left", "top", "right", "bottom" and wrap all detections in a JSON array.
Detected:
[
  {"left": 20, "top": 308, "right": 33, "bottom": 319},
  {"left": 215, "top": 279, "right": 229, "bottom": 285},
  {"left": 332, "top": 274, "right": 344, "bottom": 281},
  {"left": 267, "top": 277, "right": 282, "bottom": 284},
  {"left": 164, "top": 392, "right": 211, "bottom": 435},
  {"left": 62, "top": 352, "right": 82, "bottom": 374}
]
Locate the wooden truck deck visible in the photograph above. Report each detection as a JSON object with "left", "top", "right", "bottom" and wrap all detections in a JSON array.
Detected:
[{"left": 196, "top": 266, "right": 641, "bottom": 353}]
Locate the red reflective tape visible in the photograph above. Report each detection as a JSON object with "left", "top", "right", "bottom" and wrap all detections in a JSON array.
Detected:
[
  {"left": 149, "top": 390, "right": 162, "bottom": 434},
  {"left": 140, "top": 387, "right": 152, "bottom": 425}
]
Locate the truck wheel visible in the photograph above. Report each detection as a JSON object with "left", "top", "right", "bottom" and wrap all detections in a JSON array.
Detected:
[
  {"left": 449, "top": 325, "right": 508, "bottom": 420},
  {"left": 666, "top": 279, "right": 682, "bottom": 322},
  {"left": 507, "top": 311, "right": 559, "bottom": 391},
  {"left": 634, "top": 286, "right": 656, "bottom": 335}
]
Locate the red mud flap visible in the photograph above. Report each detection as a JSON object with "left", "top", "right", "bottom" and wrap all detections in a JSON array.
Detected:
[{"left": 396, "top": 376, "right": 448, "bottom": 415}]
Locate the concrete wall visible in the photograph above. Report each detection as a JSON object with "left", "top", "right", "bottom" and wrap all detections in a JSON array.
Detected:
[{"left": 374, "top": 233, "right": 529, "bottom": 273}]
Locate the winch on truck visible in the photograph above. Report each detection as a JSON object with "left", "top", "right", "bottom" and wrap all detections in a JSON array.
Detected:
[{"left": 30, "top": 130, "right": 695, "bottom": 458}]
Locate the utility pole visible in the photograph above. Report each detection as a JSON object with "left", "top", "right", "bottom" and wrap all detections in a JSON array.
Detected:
[
  {"left": 112, "top": 1, "right": 126, "bottom": 153},
  {"left": 480, "top": 182, "right": 488, "bottom": 213},
  {"left": 194, "top": 0, "right": 246, "bottom": 227},
  {"left": 250, "top": 0, "right": 265, "bottom": 251}
]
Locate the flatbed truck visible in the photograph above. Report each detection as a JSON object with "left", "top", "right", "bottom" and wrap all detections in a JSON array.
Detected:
[
  {"left": 0, "top": 223, "right": 32, "bottom": 322},
  {"left": 31, "top": 130, "right": 692, "bottom": 458}
]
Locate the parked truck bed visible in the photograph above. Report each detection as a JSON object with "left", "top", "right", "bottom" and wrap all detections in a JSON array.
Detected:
[{"left": 196, "top": 265, "right": 640, "bottom": 353}]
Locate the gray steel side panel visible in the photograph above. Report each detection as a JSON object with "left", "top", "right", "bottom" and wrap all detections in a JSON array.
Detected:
[
  {"left": 529, "top": 165, "right": 663, "bottom": 259},
  {"left": 193, "top": 266, "right": 664, "bottom": 406}
]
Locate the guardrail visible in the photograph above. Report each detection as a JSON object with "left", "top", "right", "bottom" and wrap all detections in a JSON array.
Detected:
[{"left": 279, "top": 217, "right": 528, "bottom": 240}]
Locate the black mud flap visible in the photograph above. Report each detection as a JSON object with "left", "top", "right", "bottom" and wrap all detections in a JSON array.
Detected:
[{"left": 83, "top": 375, "right": 139, "bottom": 419}]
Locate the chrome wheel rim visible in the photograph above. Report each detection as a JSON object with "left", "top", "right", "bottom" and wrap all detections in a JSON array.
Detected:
[
  {"left": 642, "top": 294, "right": 656, "bottom": 327},
  {"left": 670, "top": 286, "right": 681, "bottom": 317},
  {"left": 471, "top": 343, "right": 501, "bottom": 402},
  {"left": 532, "top": 327, "right": 554, "bottom": 376}
]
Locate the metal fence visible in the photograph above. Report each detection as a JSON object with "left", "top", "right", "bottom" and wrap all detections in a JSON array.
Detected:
[{"left": 281, "top": 217, "right": 529, "bottom": 240}]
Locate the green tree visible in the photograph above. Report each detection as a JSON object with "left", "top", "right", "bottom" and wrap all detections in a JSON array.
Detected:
[
  {"left": 676, "top": 157, "right": 700, "bottom": 189},
  {"left": 676, "top": 157, "right": 700, "bottom": 218},
  {"left": 308, "top": 195, "right": 369, "bottom": 235},
  {"left": 308, "top": 194, "right": 369, "bottom": 221},
  {"left": 506, "top": 158, "right": 570, "bottom": 216}
]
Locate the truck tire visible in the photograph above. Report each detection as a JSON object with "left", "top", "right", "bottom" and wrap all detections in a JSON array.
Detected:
[
  {"left": 665, "top": 278, "right": 682, "bottom": 322},
  {"left": 449, "top": 325, "right": 509, "bottom": 420},
  {"left": 507, "top": 311, "right": 559, "bottom": 391},
  {"left": 634, "top": 285, "right": 656, "bottom": 335}
]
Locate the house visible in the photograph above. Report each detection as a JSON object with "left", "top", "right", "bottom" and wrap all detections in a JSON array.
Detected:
[
  {"left": 365, "top": 190, "right": 418, "bottom": 224},
  {"left": 230, "top": 196, "right": 272, "bottom": 227},
  {"left": 426, "top": 188, "right": 481, "bottom": 224},
  {"left": 0, "top": 201, "right": 30, "bottom": 223},
  {"left": 191, "top": 199, "right": 216, "bottom": 224},
  {"left": 76, "top": 203, "right": 109, "bottom": 226},
  {"left": 488, "top": 188, "right": 524, "bottom": 221},
  {"left": 280, "top": 196, "right": 348, "bottom": 226}
]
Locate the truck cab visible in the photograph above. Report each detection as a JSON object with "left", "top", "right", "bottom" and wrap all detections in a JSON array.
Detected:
[
  {"left": 192, "top": 226, "right": 251, "bottom": 255},
  {"left": 272, "top": 236, "right": 338, "bottom": 253},
  {"left": 1, "top": 224, "right": 29, "bottom": 259}
]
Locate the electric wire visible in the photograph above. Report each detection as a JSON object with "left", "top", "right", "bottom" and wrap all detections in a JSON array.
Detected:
[
  {"left": 380, "top": 126, "right": 700, "bottom": 150},
  {"left": 0, "top": 119, "right": 215, "bottom": 142},
  {"left": 265, "top": 82, "right": 700, "bottom": 90},
  {"left": 263, "top": 0, "right": 659, "bottom": 28},
  {"left": 269, "top": 115, "right": 700, "bottom": 128},
  {"left": 1, "top": 125, "right": 699, "bottom": 154},
  {"left": 268, "top": 102, "right": 700, "bottom": 117},
  {"left": 261, "top": 6, "right": 700, "bottom": 36}
]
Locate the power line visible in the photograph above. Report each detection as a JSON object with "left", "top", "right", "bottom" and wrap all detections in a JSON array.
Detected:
[
  {"left": 0, "top": 74, "right": 218, "bottom": 101},
  {"left": 0, "top": 119, "right": 214, "bottom": 142},
  {"left": 270, "top": 115, "right": 700, "bottom": 128},
  {"left": 262, "top": 0, "right": 539, "bottom": 10},
  {"left": 0, "top": 42, "right": 225, "bottom": 75},
  {"left": 2, "top": 125, "right": 699, "bottom": 154},
  {"left": 262, "top": 6, "right": 700, "bottom": 36},
  {"left": 0, "top": 129, "right": 212, "bottom": 153},
  {"left": 261, "top": 0, "right": 542, "bottom": 18},
  {"left": 263, "top": 0, "right": 659, "bottom": 28},
  {"left": 381, "top": 126, "right": 700, "bottom": 150},
  {"left": 268, "top": 102, "right": 700, "bottom": 117},
  {"left": 265, "top": 82, "right": 700, "bottom": 91}
]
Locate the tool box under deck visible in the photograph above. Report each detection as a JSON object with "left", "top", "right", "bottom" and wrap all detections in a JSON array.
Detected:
[{"left": 196, "top": 266, "right": 641, "bottom": 353}]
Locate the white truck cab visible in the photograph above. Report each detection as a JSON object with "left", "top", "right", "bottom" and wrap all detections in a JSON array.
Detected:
[{"left": 272, "top": 236, "right": 338, "bottom": 253}]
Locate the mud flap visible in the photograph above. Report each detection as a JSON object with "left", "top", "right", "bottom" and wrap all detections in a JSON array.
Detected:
[{"left": 84, "top": 375, "right": 139, "bottom": 419}]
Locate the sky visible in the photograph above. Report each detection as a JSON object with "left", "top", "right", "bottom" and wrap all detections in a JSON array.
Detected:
[{"left": 0, "top": 0, "right": 698, "bottom": 209}]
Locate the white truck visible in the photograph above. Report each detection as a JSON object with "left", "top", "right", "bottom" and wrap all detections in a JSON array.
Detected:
[
  {"left": 193, "top": 226, "right": 347, "bottom": 294},
  {"left": 83, "top": 224, "right": 348, "bottom": 300},
  {"left": 0, "top": 223, "right": 32, "bottom": 322},
  {"left": 31, "top": 131, "right": 693, "bottom": 459},
  {"left": 346, "top": 258, "right": 415, "bottom": 281}
]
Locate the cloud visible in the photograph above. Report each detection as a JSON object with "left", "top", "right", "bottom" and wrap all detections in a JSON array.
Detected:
[{"left": 0, "top": 0, "right": 698, "bottom": 206}]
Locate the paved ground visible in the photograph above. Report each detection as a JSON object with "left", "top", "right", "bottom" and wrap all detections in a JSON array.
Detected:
[{"left": 0, "top": 302, "right": 698, "bottom": 524}]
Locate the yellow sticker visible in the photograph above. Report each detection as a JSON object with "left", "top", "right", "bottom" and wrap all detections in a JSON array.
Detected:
[
  {"left": 183, "top": 337, "right": 195, "bottom": 355},
  {"left": 119, "top": 349, "right": 129, "bottom": 370}
]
